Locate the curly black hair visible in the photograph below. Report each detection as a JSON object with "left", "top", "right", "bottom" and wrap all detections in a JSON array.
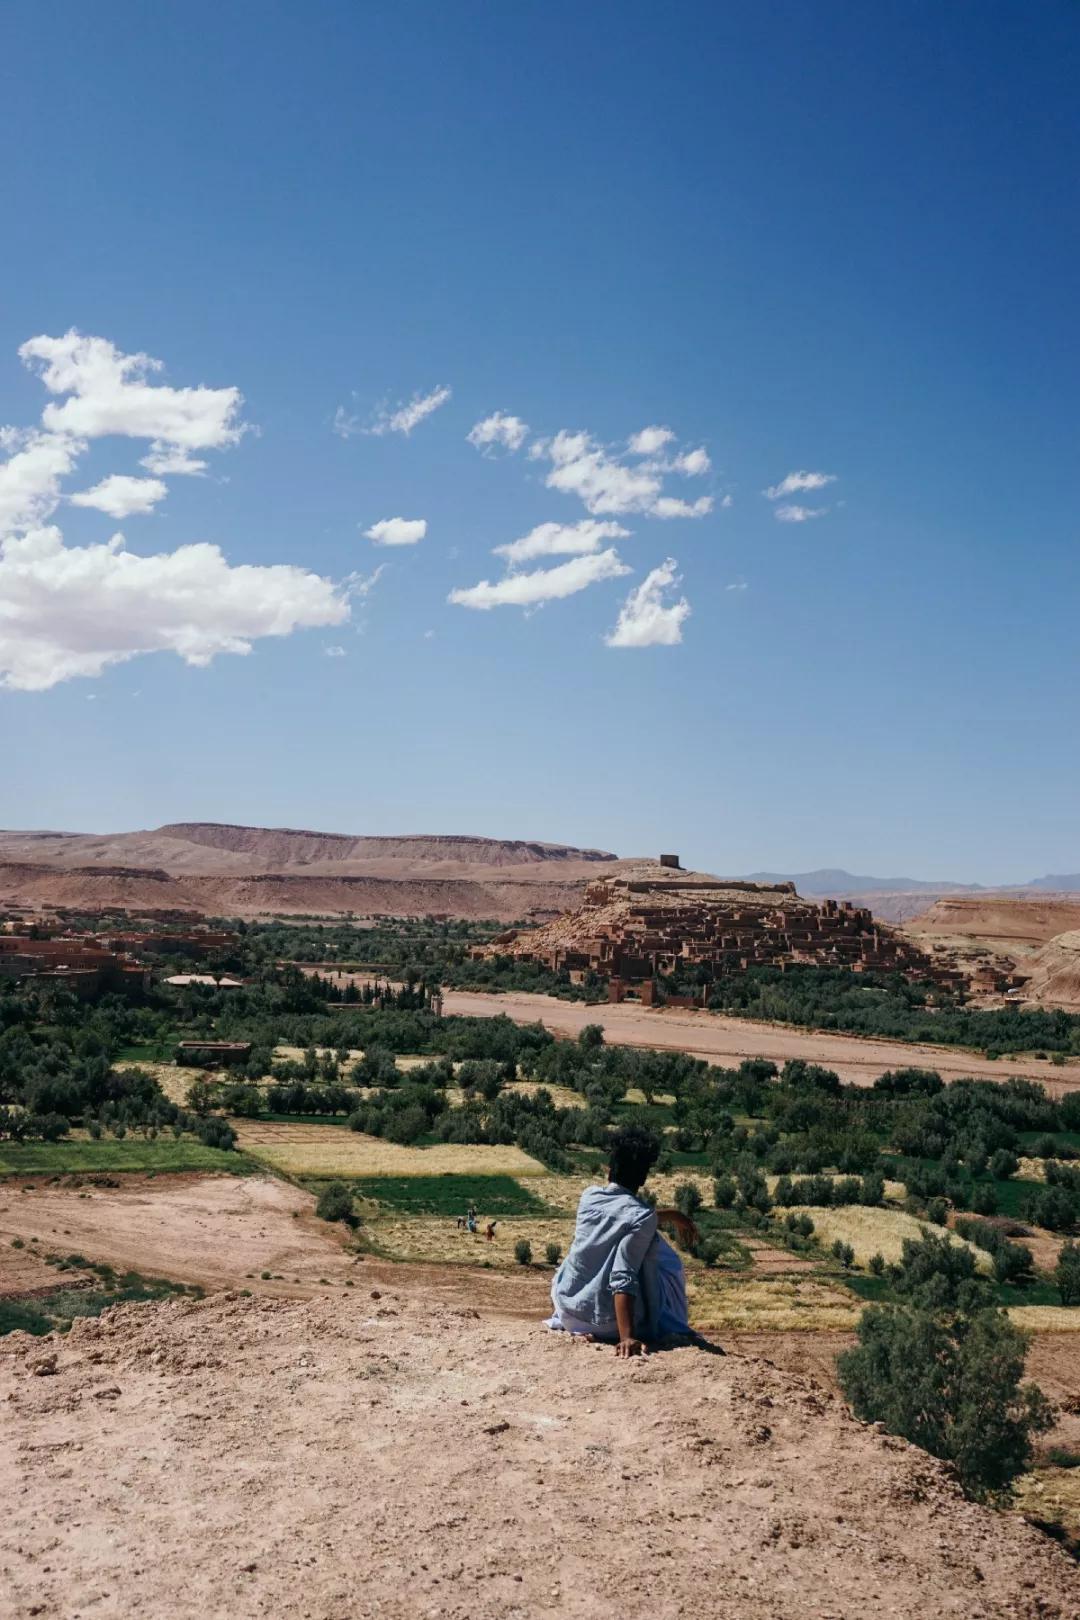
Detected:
[{"left": 607, "top": 1125, "right": 660, "bottom": 1193}]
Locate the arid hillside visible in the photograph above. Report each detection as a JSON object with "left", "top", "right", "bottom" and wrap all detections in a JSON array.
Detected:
[
  {"left": 0, "top": 822, "right": 625, "bottom": 921},
  {"left": 0, "top": 823, "right": 618, "bottom": 874},
  {"left": 3, "top": 1288, "right": 1076, "bottom": 1620},
  {"left": 1020, "top": 930, "right": 1080, "bottom": 1011},
  {"left": 913, "top": 895, "right": 1080, "bottom": 949}
]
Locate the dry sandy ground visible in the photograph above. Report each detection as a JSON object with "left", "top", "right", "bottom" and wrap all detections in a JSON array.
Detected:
[
  {"left": 0, "top": 1175, "right": 558, "bottom": 1320},
  {"left": 0, "top": 1175, "right": 357, "bottom": 1296},
  {"left": 442, "top": 989, "right": 1080, "bottom": 1091},
  {"left": 3, "top": 1290, "right": 1077, "bottom": 1620}
]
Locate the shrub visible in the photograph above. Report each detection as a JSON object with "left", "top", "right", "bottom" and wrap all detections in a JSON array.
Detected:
[
  {"left": 868, "top": 1252, "right": 885, "bottom": 1276},
  {"left": 970, "top": 1183, "right": 998, "bottom": 1217},
  {"left": 673, "top": 1180, "right": 703, "bottom": 1217},
  {"left": 926, "top": 1197, "right": 949, "bottom": 1226},
  {"left": 514, "top": 1239, "right": 533, "bottom": 1266},
  {"left": 1024, "top": 1185, "right": 1078, "bottom": 1232},
  {"left": 831, "top": 1239, "right": 855, "bottom": 1268},
  {"left": 989, "top": 1148, "right": 1019, "bottom": 1181},
  {"left": 695, "top": 1237, "right": 724, "bottom": 1267},
  {"left": 315, "top": 1181, "right": 355, "bottom": 1225},
  {"left": 838, "top": 1303, "right": 1053, "bottom": 1496},
  {"left": 1056, "top": 1238, "right": 1080, "bottom": 1306},
  {"left": 713, "top": 1174, "right": 736, "bottom": 1209},
  {"left": 544, "top": 1242, "right": 562, "bottom": 1267}
]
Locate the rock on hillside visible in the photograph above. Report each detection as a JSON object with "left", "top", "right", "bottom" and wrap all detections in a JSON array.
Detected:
[
  {"left": 1020, "top": 930, "right": 1080, "bottom": 1010},
  {"left": 911, "top": 895, "right": 1080, "bottom": 948},
  {"left": 1, "top": 1291, "right": 1074, "bottom": 1619}
]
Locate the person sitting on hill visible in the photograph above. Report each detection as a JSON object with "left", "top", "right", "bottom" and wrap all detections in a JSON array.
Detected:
[{"left": 545, "top": 1126, "right": 692, "bottom": 1355}]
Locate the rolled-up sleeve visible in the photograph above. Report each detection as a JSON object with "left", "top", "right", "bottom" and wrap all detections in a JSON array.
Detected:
[{"left": 609, "top": 1206, "right": 659, "bottom": 1297}]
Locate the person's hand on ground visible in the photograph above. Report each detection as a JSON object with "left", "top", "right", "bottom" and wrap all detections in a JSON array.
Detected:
[{"left": 615, "top": 1336, "right": 646, "bottom": 1358}]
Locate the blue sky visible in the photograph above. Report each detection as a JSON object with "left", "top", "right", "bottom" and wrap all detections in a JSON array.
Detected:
[{"left": 1, "top": 1, "right": 1077, "bottom": 882}]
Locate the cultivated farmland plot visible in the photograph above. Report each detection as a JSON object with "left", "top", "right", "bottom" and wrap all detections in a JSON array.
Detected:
[
  {"left": 779, "top": 1204, "right": 993, "bottom": 1271},
  {"left": 233, "top": 1122, "right": 547, "bottom": 1178}
]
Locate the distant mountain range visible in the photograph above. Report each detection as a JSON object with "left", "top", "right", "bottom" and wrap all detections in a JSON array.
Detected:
[{"left": 739, "top": 868, "right": 1080, "bottom": 921}]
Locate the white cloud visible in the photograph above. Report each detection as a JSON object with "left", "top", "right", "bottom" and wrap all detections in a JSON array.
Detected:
[
  {"left": 726, "top": 578, "right": 747, "bottom": 592},
  {"left": 774, "top": 503, "right": 827, "bottom": 523},
  {"left": 19, "top": 331, "right": 245, "bottom": 450},
  {"left": 365, "top": 385, "right": 451, "bottom": 437},
  {"left": 364, "top": 516, "right": 427, "bottom": 547},
  {"left": 605, "top": 558, "right": 690, "bottom": 648},
  {"left": 674, "top": 447, "right": 710, "bottom": 477},
  {"left": 493, "top": 518, "right": 629, "bottom": 565},
  {"left": 70, "top": 474, "right": 168, "bottom": 519},
  {"left": 0, "top": 429, "right": 85, "bottom": 533},
  {"left": 324, "top": 645, "right": 347, "bottom": 658},
  {"left": 533, "top": 427, "right": 715, "bottom": 520},
  {"left": 0, "top": 526, "right": 348, "bottom": 691},
  {"left": 652, "top": 495, "right": 714, "bottom": 520},
  {"left": 467, "top": 412, "right": 529, "bottom": 454},
  {"left": 628, "top": 425, "right": 675, "bottom": 456},
  {"left": 348, "top": 565, "right": 385, "bottom": 599},
  {"left": 764, "top": 469, "right": 836, "bottom": 500},
  {"left": 540, "top": 430, "right": 663, "bottom": 515},
  {"left": 721, "top": 493, "right": 734, "bottom": 508},
  {"left": 332, "top": 404, "right": 362, "bottom": 440},
  {"left": 448, "top": 548, "right": 629, "bottom": 611},
  {"left": 140, "top": 444, "right": 207, "bottom": 477}
]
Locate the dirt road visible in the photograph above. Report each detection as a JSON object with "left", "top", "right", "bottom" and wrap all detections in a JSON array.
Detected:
[{"left": 443, "top": 989, "right": 1080, "bottom": 1090}]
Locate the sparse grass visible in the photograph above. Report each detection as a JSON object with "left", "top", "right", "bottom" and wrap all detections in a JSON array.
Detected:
[
  {"left": 1014, "top": 1467, "right": 1080, "bottom": 1555},
  {"left": 350, "top": 1173, "right": 552, "bottom": 1216},
  {"left": 778, "top": 1205, "right": 993, "bottom": 1272},
  {"left": 364, "top": 1213, "right": 574, "bottom": 1266},
  {"left": 0, "top": 1140, "right": 253, "bottom": 1177},
  {"left": 1006, "top": 1306, "right": 1080, "bottom": 1331},
  {"left": 128, "top": 1062, "right": 205, "bottom": 1106},
  {"left": 0, "top": 1272, "right": 199, "bottom": 1338},
  {"left": 0, "top": 1298, "right": 52, "bottom": 1336},
  {"left": 686, "top": 1274, "right": 863, "bottom": 1333},
  {"left": 234, "top": 1121, "right": 546, "bottom": 1178}
]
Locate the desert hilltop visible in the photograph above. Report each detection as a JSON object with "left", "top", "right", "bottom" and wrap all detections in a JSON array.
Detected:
[{"left": 2, "top": 1284, "right": 1078, "bottom": 1618}]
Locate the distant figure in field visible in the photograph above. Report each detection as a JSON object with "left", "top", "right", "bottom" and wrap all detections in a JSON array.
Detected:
[
  {"left": 455, "top": 1215, "right": 465, "bottom": 1230},
  {"left": 545, "top": 1126, "right": 692, "bottom": 1355},
  {"left": 466, "top": 1206, "right": 478, "bottom": 1234},
  {"left": 485, "top": 1221, "right": 497, "bottom": 1241}
]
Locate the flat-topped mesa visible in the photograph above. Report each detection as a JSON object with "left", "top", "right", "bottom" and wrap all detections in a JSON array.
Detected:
[{"left": 483, "top": 866, "right": 957, "bottom": 1002}]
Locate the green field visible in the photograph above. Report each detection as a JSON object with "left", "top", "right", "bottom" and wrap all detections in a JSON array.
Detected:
[
  {"left": 350, "top": 1172, "right": 553, "bottom": 1215},
  {"left": 0, "top": 1141, "right": 255, "bottom": 1176}
]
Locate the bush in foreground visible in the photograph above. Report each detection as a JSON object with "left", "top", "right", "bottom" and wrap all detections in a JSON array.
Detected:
[
  {"left": 514, "top": 1239, "right": 533, "bottom": 1266},
  {"left": 545, "top": 1242, "right": 562, "bottom": 1267},
  {"left": 838, "top": 1302, "right": 1052, "bottom": 1497}
]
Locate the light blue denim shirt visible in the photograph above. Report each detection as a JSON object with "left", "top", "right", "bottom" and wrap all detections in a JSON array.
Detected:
[{"left": 552, "top": 1182, "right": 659, "bottom": 1334}]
